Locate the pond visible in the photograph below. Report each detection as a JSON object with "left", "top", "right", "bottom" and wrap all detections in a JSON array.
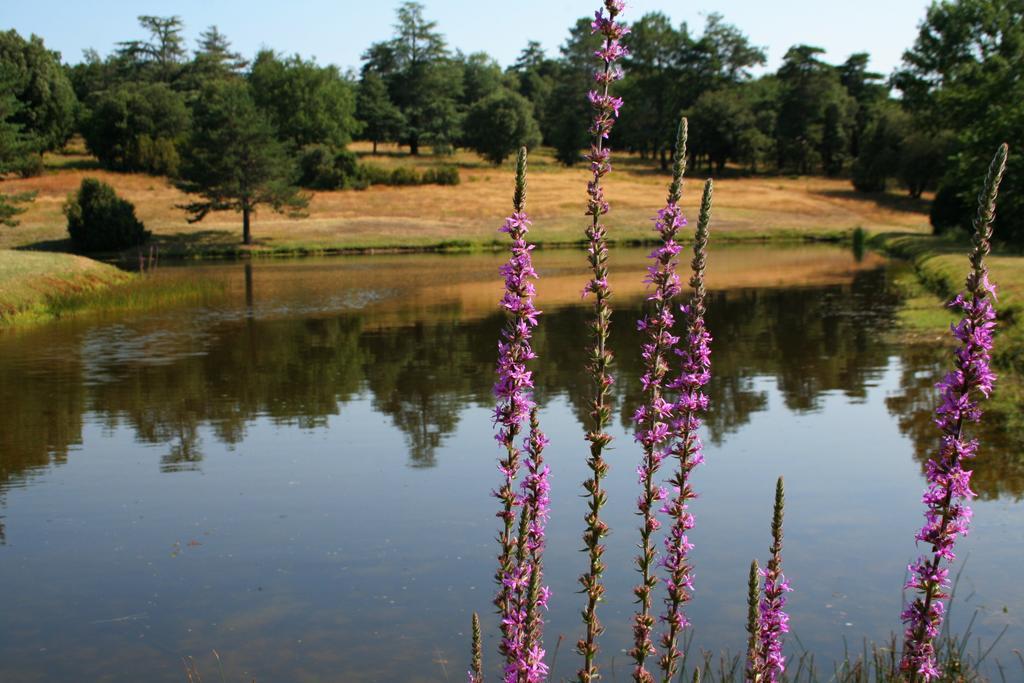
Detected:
[{"left": 0, "top": 245, "right": 1020, "bottom": 682}]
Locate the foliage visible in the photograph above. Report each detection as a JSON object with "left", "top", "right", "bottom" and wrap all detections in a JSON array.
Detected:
[
  {"left": 355, "top": 70, "right": 404, "bottom": 153},
  {"left": 930, "top": 185, "right": 972, "bottom": 235},
  {"left": 507, "top": 41, "right": 557, "bottom": 143},
  {"left": 358, "top": 163, "right": 459, "bottom": 187},
  {"left": 900, "top": 130, "right": 955, "bottom": 199},
  {"left": 851, "top": 105, "right": 907, "bottom": 193},
  {"left": 457, "top": 51, "right": 507, "bottom": 106},
  {"left": 64, "top": 178, "right": 149, "bottom": 251},
  {"left": 462, "top": 88, "right": 541, "bottom": 164},
  {"left": 895, "top": 0, "right": 1023, "bottom": 243},
  {"left": 0, "top": 73, "right": 36, "bottom": 224},
  {"left": 176, "top": 79, "right": 307, "bottom": 245},
  {"left": 113, "top": 15, "right": 188, "bottom": 84},
  {"left": 188, "top": 26, "right": 248, "bottom": 83},
  {"left": 546, "top": 18, "right": 601, "bottom": 166},
  {"left": 362, "top": 2, "right": 462, "bottom": 155},
  {"left": 0, "top": 30, "right": 77, "bottom": 151},
  {"left": 81, "top": 81, "right": 189, "bottom": 175},
  {"left": 249, "top": 50, "right": 360, "bottom": 149},
  {"left": 775, "top": 45, "right": 855, "bottom": 174},
  {"left": 297, "top": 145, "right": 360, "bottom": 190}
]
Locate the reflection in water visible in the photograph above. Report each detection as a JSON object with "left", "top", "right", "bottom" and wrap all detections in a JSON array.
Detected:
[
  {"left": 0, "top": 266, "right": 905, "bottom": 481},
  {"left": 0, "top": 247, "right": 1020, "bottom": 681},
  {"left": 886, "top": 343, "right": 1024, "bottom": 501}
]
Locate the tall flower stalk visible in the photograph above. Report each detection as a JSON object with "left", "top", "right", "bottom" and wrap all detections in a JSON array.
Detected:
[
  {"left": 657, "top": 178, "right": 713, "bottom": 683},
  {"left": 745, "top": 560, "right": 761, "bottom": 682},
  {"left": 577, "top": 2, "right": 627, "bottom": 681},
  {"left": 630, "top": 118, "right": 689, "bottom": 683},
  {"left": 491, "top": 147, "right": 550, "bottom": 682},
  {"left": 469, "top": 612, "right": 484, "bottom": 683},
  {"left": 900, "top": 143, "right": 1008, "bottom": 682},
  {"left": 750, "top": 477, "right": 791, "bottom": 683}
]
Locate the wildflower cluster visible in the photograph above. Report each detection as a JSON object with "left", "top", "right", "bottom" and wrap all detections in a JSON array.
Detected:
[
  {"left": 488, "top": 148, "right": 552, "bottom": 683},
  {"left": 657, "top": 179, "right": 714, "bottom": 682},
  {"left": 577, "top": 2, "right": 628, "bottom": 681},
  {"left": 900, "top": 144, "right": 1007, "bottom": 682},
  {"left": 749, "top": 478, "right": 792, "bottom": 683},
  {"left": 629, "top": 119, "right": 688, "bottom": 683}
]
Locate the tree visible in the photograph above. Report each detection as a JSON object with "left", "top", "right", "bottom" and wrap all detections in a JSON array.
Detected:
[
  {"left": 547, "top": 17, "right": 602, "bottom": 166},
  {"left": 837, "top": 53, "right": 886, "bottom": 158},
  {"left": 363, "top": 2, "right": 461, "bottom": 155},
  {"left": 0, "top": 30, "right": 77, "bottom": 152},
  {"left": 508, "top": 41, "right": 556, "bottom": 141},
  {"left": 355, "top": 70, "right": 404, "bottom": 154},
  {"left": 457, "top": 51, "right": 506, "bottom": 106},
  {"left": 182, "top": 26, "right": 248, "bottom": 88},
  {"left": 177, "top": 80, "right": 308, "bottom": 245},
  {"left": 899, "top": 130, "right": 955, "bottom": 198},
  {"left": 64, "top": 178, "right": 149, "bottom": 251},
  {"left": 462, "top": 88, "right": 541, "bottom": 164},
  {"left": 81, "top": 81, "right": 189, "bottom": 175},
  {"left": 688, "top": 88, "right": 755, "bottom": 175},
  {"left": 618, "top": 12, "right": 687, "bottom": 167},
  {"left": 115, "top": 15, "right": 187, "bottom": 83},
  {"left": 0, "top": 70, "right": 35, "bottom": 225},
  {"left": 850, "top": 104, "right": 907, "bottom": 192},
  {"left": 249, "top": 50, "right": 360, "bottom": 149},
  {"left": 895, "top": 0, "right": 1023, "bottom": 243},
  {"left": 775, "top": 45, "right": 854, "bottom": 174}
]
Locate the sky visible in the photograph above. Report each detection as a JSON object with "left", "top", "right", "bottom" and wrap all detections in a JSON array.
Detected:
[{"left": 6, "top": 0, "right": 931, "bottom": 77}]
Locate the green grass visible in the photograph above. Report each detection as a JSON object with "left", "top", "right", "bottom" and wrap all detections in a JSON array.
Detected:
[
  {"left": 872, "top": 232, "right": 1024, "bottom": 440},
  {"left": 0, "top": 249, "right": 222, "bottom": 326}
]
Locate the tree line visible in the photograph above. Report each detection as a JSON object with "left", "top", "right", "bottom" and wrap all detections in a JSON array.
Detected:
[{"left": 0, "top": 0, "right": 1020, "bottom": 244}]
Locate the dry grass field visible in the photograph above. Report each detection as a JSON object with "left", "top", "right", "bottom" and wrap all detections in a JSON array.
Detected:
[{"left": 0, "top": 142, "right": 931, "bottom": 255}]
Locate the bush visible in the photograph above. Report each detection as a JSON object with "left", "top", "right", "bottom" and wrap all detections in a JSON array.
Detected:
[
  {"left": 359, "top": 163, "right": 391, "bottom": 185},
  {"left": 389, "top": 166, "right": 421, "bottom": 186},
  {"left": 298, "top": 145, "right": 364, "bottom": 189},
  {"left": 133, "top": 135, "right": 180, "bottom": 177},
  {"left": 930, "top": 184, "right": 972, "bottom": 236},
  {"left": 81, "top": 82, "right": 189, "bottom": 175},
  {"left": 298, "top": 145, "right": 343, "bottom": 189},
  {"left": 354, "top": 163, "right": 458, "bottom": 188},
  {"left": 64, "top": 178, "right": 149, "bottom": 252},
  {"left": 15, "top": 153, "right": 44, "bottom": 178},
  {"left": 422, "top": 166, "right": 460, "bottom": 186}
]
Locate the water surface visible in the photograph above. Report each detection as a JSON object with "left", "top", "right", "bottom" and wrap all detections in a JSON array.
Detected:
[{"left": 0, "top": 246, "right": 1020, "bottom": 682}]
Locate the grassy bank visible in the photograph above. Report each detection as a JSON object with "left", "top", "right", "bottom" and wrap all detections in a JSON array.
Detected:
[
  {"left": 872, "top": 232, "right": 1024, "bottom": 437},
  {"left": 0, "top": 143, "right": 930, "bottom": 258},
  {"left": 0, "top": 249, "right": 221, "bottom": 326}
]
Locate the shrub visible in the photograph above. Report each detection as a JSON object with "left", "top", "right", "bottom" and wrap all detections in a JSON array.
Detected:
[
  {"left": 389, "top": 166, "right": 421, "bottom": 186},
  {"left": 354, "top": 163, "right": 458, "bottom": 188},
  {"left": 15, "top": 152, "right": 44, "bottom": 178},
  {"left": 930, "top": 184, "right": 972, "bottom": 235},
  {"left": 133, "top": 135, "right": 180, "bottom": 177},
  {"left": 423, "top": 166, "right": 460, "bottom": 185},
  {"left": 64, "top": 178, "right": 149, "bottom": 252},
  {"left": 298, "top": 146, "right": 364, "bottom": 190},
  {"left": 298, "top": 144, "right": 344, "bottom": 189},
  {"left": 359, "top": 163, "right": 391, "bottom": 185},
  {"left": 81, "top": 82, "right": 189, "bottom": 175}
]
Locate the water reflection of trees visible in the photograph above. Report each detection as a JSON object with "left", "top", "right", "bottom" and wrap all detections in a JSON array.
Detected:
[
  {"left": 2, "top": 266, "right": 1021, "bottom": 511},
  {"left": 885, "top": 343, "right": 1024, "bottom": 501}
]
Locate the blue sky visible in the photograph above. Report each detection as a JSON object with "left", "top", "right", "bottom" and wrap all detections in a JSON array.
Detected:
[{"left": 7, "top": 0, "right": 931, "bottom": 77}]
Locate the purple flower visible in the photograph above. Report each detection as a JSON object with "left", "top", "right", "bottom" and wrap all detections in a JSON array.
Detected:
[
  {"left": 629, "top": 119, "right": 692, "bottom": 682},
  {"left": 899, "top": 143, "right": 1007, "bottom": 682},
  {"left": 657, "top": 177, "right": 714, "bottom": 682},
  {"left": 745, "top": 477, "right": 791, "bottom": 683},
  {"left": 578, "top": 2, "right": 627, "bottom": 681},
  {"left": 490, "top": 149, "right": 551, "bottom": 681}
]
